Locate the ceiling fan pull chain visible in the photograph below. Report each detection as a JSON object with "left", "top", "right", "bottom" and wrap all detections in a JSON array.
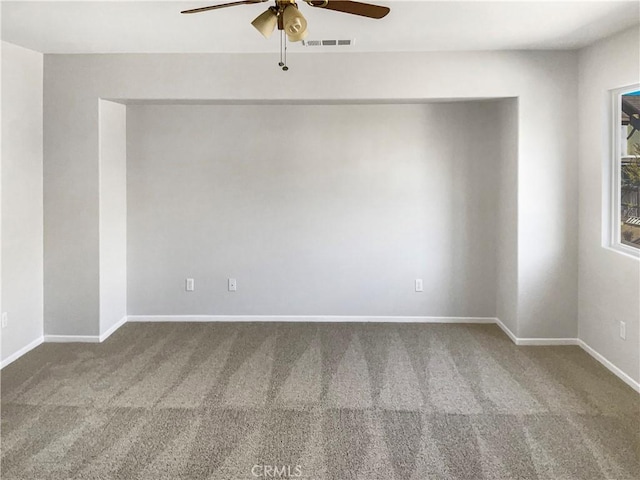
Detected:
[
  {"left": 278, "top": 28, "right": 288, "bottom": 70},
  {"left": 279, "top": 28, "right": 284, "bottom": 67},
  {"left": 283, "top": 33, "right": 289, "bottom": 71}
]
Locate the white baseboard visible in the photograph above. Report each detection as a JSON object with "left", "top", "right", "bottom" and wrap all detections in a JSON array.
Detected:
[
  {"left": 44, "top": 335, "right": 101, "bottom": 343},
  {"left": 495, "top": 318, "right": 519, "bottom": 343},
  {"left": 127, "top": 315, "right": 499, "bottom": 324},
  {"left": 494, "top": 318, "right": 577, "bottom": 345},
  {"left": 0, "top": 336, "right": 44, "bottom": 369},
  {"left": 516, "top": 338, "right": 579, "bottom": 346},
  {"left": 578, "top": 339, "right": 640, "bottom": 393},
  {"left": 99, "top": 316, "right": 128, "bottom": 342}
]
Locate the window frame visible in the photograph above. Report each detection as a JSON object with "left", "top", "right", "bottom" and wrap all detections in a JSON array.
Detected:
[{"left": 609, "top": 84, "right": 640, "bottom": 258}]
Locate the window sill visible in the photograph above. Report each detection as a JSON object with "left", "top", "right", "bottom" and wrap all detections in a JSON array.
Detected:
[{"left": 604, "top": 243, "right": 640, "bottom": 260}]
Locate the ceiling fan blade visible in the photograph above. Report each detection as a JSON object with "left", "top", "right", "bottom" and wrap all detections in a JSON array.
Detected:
[
  {"left": 181, "top": 0, "right": 268, "bottom": 15},
  {"left": 306, "top": 1, "right": 390, "bottom": 19}
]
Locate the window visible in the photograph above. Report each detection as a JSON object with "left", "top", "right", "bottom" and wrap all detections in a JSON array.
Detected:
[{"left": 612, "top": 86, "right": 640, "bottom": 255}]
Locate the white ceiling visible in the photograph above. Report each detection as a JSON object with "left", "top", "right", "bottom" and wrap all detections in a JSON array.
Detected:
[{"left": 2, "top": 1, "right": 639, "bottom": 54}]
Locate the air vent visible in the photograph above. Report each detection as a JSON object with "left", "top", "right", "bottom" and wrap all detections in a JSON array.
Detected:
[{"left": 302, "top": 39, "right": 355, "bottom": 47}]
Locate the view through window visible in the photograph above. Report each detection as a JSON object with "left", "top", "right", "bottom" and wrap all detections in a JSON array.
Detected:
[{"left": 620, "top": 89, "right": 640, "bottom": 250}]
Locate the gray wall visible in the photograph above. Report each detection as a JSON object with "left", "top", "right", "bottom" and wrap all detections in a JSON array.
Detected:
[
  {"left": 43, "top": 50, "right": 578, "bottom": 337},
  {"left": 1, "top": 42, "right": 43, "bottom": 362},
  {"left": 496, "top": 99, "right": 519, "bottom": 334},
  {"left": 99, "top": 100, "right": 127, "bottom": 334},
  {"left": 127, "top": 102, "right": 501, "bottom": 316},
  {"left": 578, "top": 26, "right": 640, "bottom": 383},
  {"left": 515, "top": 56, "right": 579, "bottom": 339}
]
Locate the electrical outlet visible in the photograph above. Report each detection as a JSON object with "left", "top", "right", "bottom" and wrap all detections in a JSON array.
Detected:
[
  {"left": 228, "top": 278, "right": 237, "bottom": 292},
  {"left": 620, "top": 321, "right": 626, "bottom": 340},
  {"left": 1, "top": 312, "right": 7, "bottom": 329},
  {"left": 186, "top": 278, "right": 195, "bottom": 292},
  {"left": 415, "top": 279, "right": 423, "bottom": 292}
]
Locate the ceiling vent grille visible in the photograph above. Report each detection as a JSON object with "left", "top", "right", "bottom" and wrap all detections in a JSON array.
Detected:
[{"left": 302, "top": 39, "right": 355, "bottom": 47}]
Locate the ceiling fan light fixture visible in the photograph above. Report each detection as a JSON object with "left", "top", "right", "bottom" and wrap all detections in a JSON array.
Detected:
[
  {"left": 251, "top": 7, "right": 278, "bottom": 38},
  {"left": 282, "top": 4, "right": 308, "bottom": 42},
  {"left": 287, "top": 28, "right": 309, "bottom": 42}
]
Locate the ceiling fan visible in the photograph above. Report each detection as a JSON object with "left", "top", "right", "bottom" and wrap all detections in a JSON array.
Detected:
[{"left": 181, "top": 1, "right": 390, "bottom": 69}]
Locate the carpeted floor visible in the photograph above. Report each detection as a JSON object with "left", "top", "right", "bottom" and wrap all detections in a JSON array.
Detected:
[{"left": 1, "top": 322, "right": 638, "bottom": 480}]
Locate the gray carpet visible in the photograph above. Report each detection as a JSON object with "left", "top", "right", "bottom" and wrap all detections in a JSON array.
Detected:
[{"left": 1, "top": 322, "right": 638, "bottom": 479}]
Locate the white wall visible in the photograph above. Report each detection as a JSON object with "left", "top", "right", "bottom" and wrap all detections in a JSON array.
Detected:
[
  {"left": 99, "top": 100, "right": 127, "bottom": 335},
  {"left": 43, "top": 50, "right": 578, "bottom": 338},
  {"left": 496, "top": 98, "right": 519, "bottom": 335},
  {"left": 1, "top": 42, "right": 43, "bottom": 364},
  {"left": 127, "top": 102, "right": 501, "bottom": 316},
  {"left": 578, "top": 26, "right": 640, "bottom": 383}
]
